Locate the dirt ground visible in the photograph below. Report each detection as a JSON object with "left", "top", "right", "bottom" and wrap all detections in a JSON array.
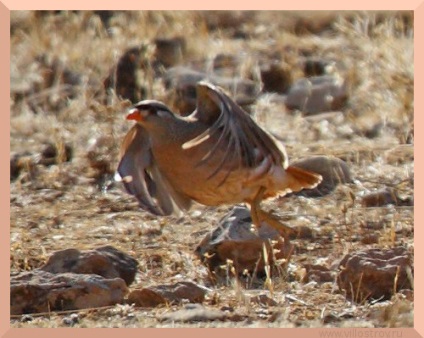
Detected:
[{"left": 10, "top": 11, "right": 414, "bottom": 328}]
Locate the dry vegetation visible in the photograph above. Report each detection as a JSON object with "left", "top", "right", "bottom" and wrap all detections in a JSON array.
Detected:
[{"left": 10, "top": 10, "right": 414, "bottom": 328}]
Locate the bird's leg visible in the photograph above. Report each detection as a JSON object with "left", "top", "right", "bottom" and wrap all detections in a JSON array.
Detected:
[
  {"left": 250, "top": 186, "right": 266, "bottom": 229},
  {"left": 250, "top": 187, "right": 295, "bottom": 239}
]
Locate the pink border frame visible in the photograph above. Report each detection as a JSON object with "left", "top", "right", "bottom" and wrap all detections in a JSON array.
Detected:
[{"left": 3, "top": 1, "right": 421, "bottom": 337}]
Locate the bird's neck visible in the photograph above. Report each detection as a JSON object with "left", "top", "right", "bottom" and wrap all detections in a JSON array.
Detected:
[{"left": 147, "top": 116, "right": 207, "bottom": 146}]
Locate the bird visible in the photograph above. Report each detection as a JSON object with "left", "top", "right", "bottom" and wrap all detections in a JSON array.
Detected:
[{"left": 116, "top": 81, "right": 322, "bottom": 237}]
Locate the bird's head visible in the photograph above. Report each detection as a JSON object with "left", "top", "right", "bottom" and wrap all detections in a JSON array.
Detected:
[{"left": 126, "top": 100, "right": 175, "bottom": 127}]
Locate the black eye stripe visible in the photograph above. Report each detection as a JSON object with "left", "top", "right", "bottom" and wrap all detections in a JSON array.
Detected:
[
  {"left": 137, "top": 104, "right": 155, "bottom": 113},
  {"left": 134, "top": 102, "right": 172, "bottom": 115}
]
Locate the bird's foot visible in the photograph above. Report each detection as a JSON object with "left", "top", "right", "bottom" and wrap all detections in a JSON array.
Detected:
[{"left": 252, "top": 208, "right": 295, "bottom": 239}]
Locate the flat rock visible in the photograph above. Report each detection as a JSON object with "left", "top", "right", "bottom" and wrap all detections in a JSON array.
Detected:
[
  {"left": 337, "top": 247, "right": 413, "bottom": 303},
  {"left": 158, "top": 304, "right": 226, "bottom": 323},
  {"left": 285, "top": 75, "right": 348, "bottom": 115},
  {"left": 291, "top": 156, "right": 352, "bottom": 197},
  {"left": 40, "top": 245, "right": 139, "bottom": 286},
  {"left": 11, "top": 270, "right": 128, "bottom": 315},
  {"left": 195, "top": 206, "right": 293, "bottom": 278},
  {"left": 128, "top": 281, "right": 207, "bottom": 307},
  {"left": 361, "top": 188, "right": 412, "bottom": 207}
]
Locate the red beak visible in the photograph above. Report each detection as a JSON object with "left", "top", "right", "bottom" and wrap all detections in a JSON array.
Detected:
[{"left": 126, "top": 109, "right": 142, "bottom": 121}]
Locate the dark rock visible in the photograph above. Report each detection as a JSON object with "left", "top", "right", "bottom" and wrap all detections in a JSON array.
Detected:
[
  {"left": 128, "top": 281, "right": 207, "bottom": 307},
  {"left": 260, "top": 62, "right": 293, "bottom": 94},
  {"left": 302, "top": 264, "right": 334, "bottom": 283},
  {"left": 103, "top": 46, "right": 148, "bottom": 103},
  {"left": 200, "top": 11, "right": 255, "bottom": 31},
  {"left": 10, "top": 270, "right": 128, "bottom": 315},
  {"left": 158, "top": 304, "right": 226, "bottom": 322},
  {"left": 10, "top": 153, "right": 37, "bottom": 181},
  {"left": 303, "top": 58, "right": 334, "bottom": 77},
  {"left": 361, "top": 188, "right": 412, "bottom": 207},
  {"left": 153, "top": 37, "right": 186, "bottom": 69},
  {"left": 291, "top": 156, "right": 352, "bottom": 197},
  {"left": 10, "top": 154, "right": 23, "bottom": 181},
  {"left": 40, "top": 246, "right": 139, "bottom": 286},
  {"left": 360, "top": 234, "right": 380, "bottom": 245},
  {"left": 128, "top": 288, "right": 167, "bottom": 308},
  {"left": 293, "top": 14, "right": 335, "bottom": 35},
  {"left": 93, "top": 10, "right": 115, "bottom": 28},
  {"left": 39, "top": 142, "right": 73, "bottom": 166},
  {"left": 10, "top": 142, "right": 73, "bottom": 181},
  {"left": 337, "top": 247, "right": 413, "bottom": 303},
  {"left": 195, "top": 206, "right": 293, "bottom": 278},
  {"left": 286, "top": 75, "right": 348, "bottom": 115}
]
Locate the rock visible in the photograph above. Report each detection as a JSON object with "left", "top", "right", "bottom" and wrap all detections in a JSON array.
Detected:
[
  {"left": 384, "top": 145, "right": 414, "bottom": 165},
  {"left": 128, "top": 288, "right": 167, "bottom": 308},
  {"left": 103, "top": 46, "right": 148, "bottom": 103},
  {"left": 10, "top": 153, "right": 27, "bottom": 181},
  {"left": 260, "top": 62, "right": 293, "bottom": 94},
  {"left": 291, "top": 156, "right": 352, "bottom": 197},
  {"left": 128, "top": 281, "right": 207, "bottom": 307},
  {"left": 93, "top": 10, "right": 115, "bottom": 28},
  {"left": 39, "top": 142, "right": 73, "bottom": 166},
  {"left": 303, "top": 57, "right": 335, "bottom": 77},
  {"left": 250, "top": 294, "right": 278, "bottom": 306},
  {"left": 337, "top": 247, "right": 413, "bottom": 303},
  {"left": 158, "top": 304, "right": 226, "bottom": 323},
  {"left": 10, "top": 142, "right": 73, "bottom": 181},
  {"left": 301, "top": 264, "right": 334, "bottom": 283},
  {"left": 163, "top": 66, "right": 259, "bottom": 114},
  {"left": 360, "top": 234, "right": 380, "bottom": 245},
  {"left": 195, "top": 206, "right": 293, "bottom": 278},
  {"left": 361, "top": 188, "right": 412, "bottom": 207},
  {"left": 285, "top": 75, "right": 348, "bottom": 115},
  {"left": 40, "top": 246, "right": 139, "bottom": 286},
  {"left": 62, "top": 313, "right": 80, "bottom": 326},
  {"left": 153, "top": 37, "right": 186, "bottom": 68},
  {"left": 10, "top": 270, "right": 128, "bottom": 315}
]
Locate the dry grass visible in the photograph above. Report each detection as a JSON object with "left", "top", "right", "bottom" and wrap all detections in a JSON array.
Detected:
[{"left": 10, "top": 10, "right": 413, "bottom": 328}]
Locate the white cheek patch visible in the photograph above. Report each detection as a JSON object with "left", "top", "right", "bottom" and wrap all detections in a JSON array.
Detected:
[
  {"left": 140, "top": 110, "right": 150, "bottom": 118},
  {"left": 157, "top": 110, "right": 171, "bottom": 118}
]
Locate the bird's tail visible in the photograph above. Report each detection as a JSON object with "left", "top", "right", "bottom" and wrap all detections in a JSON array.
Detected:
[{"left": 285, "top": 165, "right": 322, "bottom": 192}]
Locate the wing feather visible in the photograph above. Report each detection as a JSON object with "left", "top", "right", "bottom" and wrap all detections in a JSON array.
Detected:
[
  {"left": 183, "top": 82, "right": 288, "bottom": 185},
  {"left": 117, "top": 124, "right": 191, "bottom": 216}
]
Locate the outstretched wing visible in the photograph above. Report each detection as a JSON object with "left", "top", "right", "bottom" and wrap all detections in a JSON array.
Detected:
[
  {"left": 117, "top": 124, "right": 191, "bottom": 216},
  {"left": 183, "top": 81, "right": 289, "bottom": 186}
]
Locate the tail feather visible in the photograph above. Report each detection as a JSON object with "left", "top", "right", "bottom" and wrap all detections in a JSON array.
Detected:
[{"left": 285, "top": 165, "right": 322, "bottom": 192}]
